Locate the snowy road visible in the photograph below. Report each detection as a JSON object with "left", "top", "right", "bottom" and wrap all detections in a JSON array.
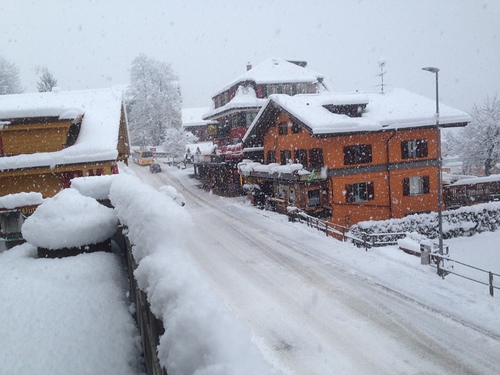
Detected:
[{"left": 131, "top": 163, "right": 500, "bottom": 375}]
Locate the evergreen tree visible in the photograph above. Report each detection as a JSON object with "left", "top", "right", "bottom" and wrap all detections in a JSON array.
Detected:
[
  {"left": 0, "top": 55, "right": 23, "bottom": 94},
  {"left": 37, "top": 67, "right": 58, "bottom": 92},
  {"left": 446, "top": 95, "right": 500, "bottom": 175},
  {"left": 126, "top": 54, "right": 182, "bottom": 147}
]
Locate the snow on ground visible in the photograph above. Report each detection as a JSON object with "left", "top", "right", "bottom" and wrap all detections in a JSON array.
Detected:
[
  {"left": 133, "top": 162, "right": 500, "bottom": 374},
  {"left": 0, "top": 244, "right": 142, "bottom": 375},
  {"left": 1, "top": 160, "right": 499, "bottom": 375},
  {"left": 110, "top": 173, "right": 276, "bottom": 375}
]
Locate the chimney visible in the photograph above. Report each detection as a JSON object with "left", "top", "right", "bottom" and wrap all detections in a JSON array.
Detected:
[{"left": 246, "top": 62, "right": 252, "bottom": 71}]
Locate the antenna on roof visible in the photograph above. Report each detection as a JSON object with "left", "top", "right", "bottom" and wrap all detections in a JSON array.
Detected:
[{"left": 377, "top": 59, "right": 387, "bottom": 94}]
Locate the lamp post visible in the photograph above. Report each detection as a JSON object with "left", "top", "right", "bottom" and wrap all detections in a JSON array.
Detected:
[{"left": 422, "top": 66, "right": 443, "bottom": 255}]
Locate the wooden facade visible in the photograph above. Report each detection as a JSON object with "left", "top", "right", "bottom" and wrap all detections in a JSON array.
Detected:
[
  {"left": 0, "top": 88, "right": 130, "bottom": 244},
  {"left": 241, "top": 91, "right": 470, "bottom": 228}
]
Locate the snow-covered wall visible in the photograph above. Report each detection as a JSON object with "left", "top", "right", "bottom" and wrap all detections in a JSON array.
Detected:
[{"left": 109, "top": 174, "right": 275, "bottom": 375}]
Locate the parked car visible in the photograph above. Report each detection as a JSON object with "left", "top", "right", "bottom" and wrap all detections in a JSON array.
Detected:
[{"left": 149, "top": 163, "right": 162, "bottom": 173}]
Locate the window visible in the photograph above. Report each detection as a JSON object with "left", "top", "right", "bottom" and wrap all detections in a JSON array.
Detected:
[
  {"left": 267, "top": 85, "right": 278, "bottom": 95},
  {"left": 345, "top": 182, "right": 374, "bottom": 203},
  {"left": 294, "top": 149, "right": 308, "bottom": 167},
  {"left": 282, "top": 84, "right": 293, "bottom": 95},
  {"left": 280, "top": 150, "right": 291, "bottom": 165},
  {"left": 344, "top": 144, "right": 372, "bottom": 165},
  {"left": 278, "top": 121, "right": 288, "bottom": 135},
  {"left": 401, "top": 139, "right": 428, "bottom": 159},
  {"left": 308, "top": 190, "right": 321, "bottom": 206},
  {"left": 403, "top": 176, "right": 430, "bottom": 196},
  {"left": 309, "top": 148, "right": 324, "bottom": 169},
  {"left": 291, "top": 121, "right": 301, "bottom": 134},
  {"left": 245, "top": 112, "right": 257, "bottom": 127},
  {"left": 267, "top": 150, "right": 276, "bottom": 163}
]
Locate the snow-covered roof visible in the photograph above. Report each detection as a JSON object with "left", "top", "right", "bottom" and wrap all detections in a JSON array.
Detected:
[
  {"left": 243, "top": 88, "right": 471, "bottom": 142},
  {"left": 185, "top": 141, "right": 215, "bottom": 155},
  {"left": 0, "top": 87, "right": 125, "bottom": 171},
  {"left": 182, "top": 107, "right": 217, "bottom": 127},
  {"left": 211, "top": 58, "right": 325, "bottom": 98},
  {"left": 203, "top": 85, "right": 267, "bottom": 120},
  {"left": 450, "top": 174, "right": 500, "bottom": 186}
]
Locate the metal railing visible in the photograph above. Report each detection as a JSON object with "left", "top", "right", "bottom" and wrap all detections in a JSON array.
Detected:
[
  {"left": 431, "top": 253, "right": 499, "bottom": 297},
  {"left": 289, "top": 210, "right": 406, "bottom": 250}
]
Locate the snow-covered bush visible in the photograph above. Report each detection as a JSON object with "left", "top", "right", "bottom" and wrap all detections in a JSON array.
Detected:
[{"left": 350, "top": 202, "right": 500, "bottom": 241}]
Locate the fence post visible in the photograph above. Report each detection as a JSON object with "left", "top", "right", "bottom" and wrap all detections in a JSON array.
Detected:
[
  {"left": 490, "top": 272, "right": 494, "bottom": 297},
  {"left": 325, "top": 222, "right": 329, "bottom": 237}
]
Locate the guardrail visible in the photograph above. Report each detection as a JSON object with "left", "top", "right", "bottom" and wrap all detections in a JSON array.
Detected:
[
  {"left": 431, "top": 253, "right": 499, "bottom": 297},
  {"left": 288, "top": 210, "right": 406, "bottom": 250}
]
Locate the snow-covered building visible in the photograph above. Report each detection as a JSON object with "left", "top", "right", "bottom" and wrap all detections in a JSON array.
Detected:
[
  {"left": 182, "top": 107, "right": 218, "bottom": 142},
  {"left": 240, "top": 88, "right": 471, "bottom": 227},
  {"left": 203, "top": 58, "right": 327, "bottom": 146},
  {"left": 0, "top": 87, "right": 130, "bottom": 245}
]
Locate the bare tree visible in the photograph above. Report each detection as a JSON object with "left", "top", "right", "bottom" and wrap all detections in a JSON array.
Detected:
[
  {"left": 37, "top": 67, "right": 58, "bottom": 92},
  {"left": 0, "top": 55, "right": 23, "bottom": 94}
]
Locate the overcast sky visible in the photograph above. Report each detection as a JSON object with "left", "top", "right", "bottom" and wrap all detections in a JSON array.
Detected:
[{"left": 2, "top": 0, "right": 499, "bottom": 112}]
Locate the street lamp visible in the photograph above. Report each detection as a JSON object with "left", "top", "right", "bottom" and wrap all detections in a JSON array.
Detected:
[{"left": 422, "top": 66, "right": 443, "bottom": 255}]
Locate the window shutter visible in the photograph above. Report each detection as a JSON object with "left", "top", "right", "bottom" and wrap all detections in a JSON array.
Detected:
[
  {"left": 345, "top": 184, "right": 353, "bottom": 203},
  {"left": 402, "top": 178, "right": 410, "bottom": 196},
  {"left": 419, "top": 140, "right": 428, "bottom": 158},
  {"left": 423, "top": 176, "right": 430, "bottom": 194},
  {"left": 401, "top": 142, "right": 409, "bottom": 159},
  {"left": 367, "top": 181, "right": 375, "bottom": 200}
]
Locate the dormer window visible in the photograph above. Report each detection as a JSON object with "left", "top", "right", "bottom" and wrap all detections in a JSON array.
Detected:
[{"left": 323, "top": 104, "right": 366, "bottom": 117}]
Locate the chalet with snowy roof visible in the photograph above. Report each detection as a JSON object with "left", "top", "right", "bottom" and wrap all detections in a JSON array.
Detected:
[
  {"left": 0, "top": 87, "right": 130, "bottom": 245},
  {"left": 203, "top": 58, "right": 327, "bottom": 146},
  {"left": 240, "top": 88, "right": 471, "bottom": 228},
  {"left": 182, "top": 107, "right": 218, "bottom": 142}
]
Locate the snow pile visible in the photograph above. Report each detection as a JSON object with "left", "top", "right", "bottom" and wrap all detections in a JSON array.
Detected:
[
  {"left": 109, "top": 174, "right": 276, "bottom": 375},
  {"left": 22, "top": 188, "right": 118, "bottom": 249},
  {"left": 159, "top": 185, "right": 186, "bottom": 206},
  {"left": 0, "top": 244, "right": 142, "bottom": 375},
  {"left": 71, "top": 174, "right": 118, "bottom": 200},
  {"left": 0, "top": 192, "right": 44, "bottom": 209}
]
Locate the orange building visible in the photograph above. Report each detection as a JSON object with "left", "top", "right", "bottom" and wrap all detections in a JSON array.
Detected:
[{"left": 241, "top": 89, "right": 471, "bottom": 228}]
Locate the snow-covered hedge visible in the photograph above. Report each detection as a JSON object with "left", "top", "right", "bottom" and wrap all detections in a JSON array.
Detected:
[
  {"left": 109, "top": 174, "right": 275, "bottom": 375},
  {"left": 350, "top": 202, "right": 500, "bottom": 242}
]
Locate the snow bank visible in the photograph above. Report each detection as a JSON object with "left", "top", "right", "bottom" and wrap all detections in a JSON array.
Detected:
[
  {"left": 22, "top": 188, "right": 118, "bottom": 249},
  {"left": 159, "top": 185, "right": 186, "bottom": 206},
  {"left": 109, "top": 174, "right": 276, "bottom": 375},
  {"left": 71, "top": 175, "right": 118, "bottom": 200},
  {"left": 0, "top": 192, "right": 44, "bottom": 209}
]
